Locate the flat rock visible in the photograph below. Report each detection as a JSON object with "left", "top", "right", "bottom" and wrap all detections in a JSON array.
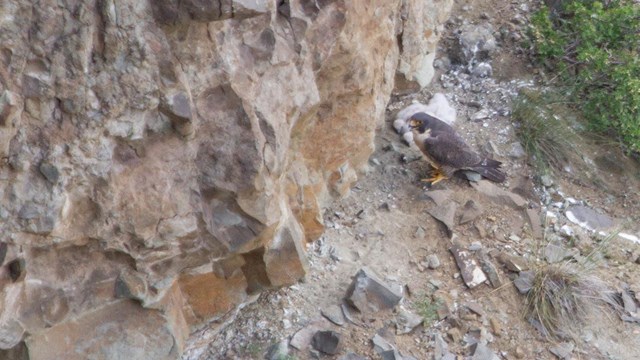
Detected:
[
  {"left": 289, "top": 319, "right": 330, "bottom": 350},
  {"left": 424, "top": 190, "right": 453, "bottom": 206},
  {"left": 459, "top": 200, "right": 483, "bottom": 224},
  {"left": 544, "top": 238, "right": 571, "bottom": 263},
  {"left": 548, "top": 342, "right": 574, "bottom": 359},
  {"left": 565, "top": 205, "right": 614, "bottom": 231},
  {"left": 464, "top": 302, "right": 485, "bottom": 317},
  {"left": 449, "top": 245, "right": 487, "bottom": 288},
  {"left": 372, "top": 333, "right": 395, "bottom": 354},
  {"left": 621, "top": 288, "right": 638, "bottom": 314},
  {"left": 472, "top": 343, "right": 500, "bottom": 360},
  {"left": 525, "top": 208, "right": 543, "bottom": 240},
  {"left": 345, "top": 268, "right": 403, "bottom": 313},
  {"left": 311, "top": 330, "right": 341, "bottom": 355},
  {"left": 471, "top": 180, "right": 527, "bottom": 209},
  {"left": 477, "top": 250, "right": 503, "bottom": 288},
  {"left": 428, "top": 201, "right": 458, "bottom": 236},
  {"left": 508, "top": 141, "right": 526, "bottom": 159},
  {"left": 321, "top": 305, "right": 346, "bottom": 326},
  {"left": 497, "top": 252, "right": 528, "bottom": 272},
  {"left": 395, "top": 308, "right": 424, "bottom": 334},
  {"left": 514, "top": 270, "right": 535, "bottom": 294},
  {"left": 434, "top": 333, "right": 454, "bottom": 360},
  {"left": 338, "top": 353, "right": 367, "bottom": 360}
]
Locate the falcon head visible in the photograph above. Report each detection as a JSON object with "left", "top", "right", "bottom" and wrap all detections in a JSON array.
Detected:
[{"left": 408, "top": 112, "right": 437, "bottom": 134}]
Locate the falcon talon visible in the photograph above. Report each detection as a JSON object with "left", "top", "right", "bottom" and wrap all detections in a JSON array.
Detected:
[{"left": 408, "top": 112, "right": 506, "bottom": 184}]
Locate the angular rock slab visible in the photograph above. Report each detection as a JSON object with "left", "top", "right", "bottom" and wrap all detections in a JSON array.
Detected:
[
  {"left": 345, "top": 268, "right": 403, "bottom": 313},
  {"left": 449, "top": 245, "right": 487, "bottom": 288},
  {"left": 427, "top": 201, "right": 458, "bottom": 237},
  {"left": 471, "top": 180, "right": 527, "bottom": 209},
  {"left": 311, "top": 330, "right": 342, "bottom": 355},
  {"left": 25, "top": 301, "right": 176, "bottom": 360},
  {"left": 565, "top": 205, "right": 615, "bottom": 231}
]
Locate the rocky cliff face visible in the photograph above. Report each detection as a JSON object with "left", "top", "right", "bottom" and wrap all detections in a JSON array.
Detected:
[{"left": 0, "top": 0, "right": 451, "bottom": 358}]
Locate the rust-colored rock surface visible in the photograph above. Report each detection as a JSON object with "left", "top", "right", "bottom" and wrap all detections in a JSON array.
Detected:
[{"left": 0, "top": 0, "right": 450, "bottom": 357}]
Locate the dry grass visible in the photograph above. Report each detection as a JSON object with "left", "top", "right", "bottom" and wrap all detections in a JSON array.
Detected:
[
  {"left": 525, "top": 262, "right": 615, "bottom": 339},
  {"left": 512, "top": 89, "right": 583, "bottom": 174},
  {"left": 524, "top": 230, "right": 621, "bottom": 340}
]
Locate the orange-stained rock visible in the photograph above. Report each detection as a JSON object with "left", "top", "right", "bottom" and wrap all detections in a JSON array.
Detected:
[
  {"left": 178, "top": 269, "right": 248, "bottom": 328},
  {"left": 25, "top": 300, "right": 177, "bottom": 360},
  {"left": 0, "top": 0, "right": 451, "bottom": 357}
]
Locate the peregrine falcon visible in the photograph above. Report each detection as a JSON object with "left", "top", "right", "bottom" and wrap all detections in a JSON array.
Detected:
[{"left": 408, "top": 112, "right": 506, "bottom": 184}]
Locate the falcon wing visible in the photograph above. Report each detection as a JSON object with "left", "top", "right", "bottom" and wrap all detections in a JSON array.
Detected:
[{"left": 424, "top": 131, "right": 482, "bottom": 169}]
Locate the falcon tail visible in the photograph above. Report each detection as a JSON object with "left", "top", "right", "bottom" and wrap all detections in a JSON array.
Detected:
[{"left": 471, "top": 158, "right": 506, "bottom": 183}]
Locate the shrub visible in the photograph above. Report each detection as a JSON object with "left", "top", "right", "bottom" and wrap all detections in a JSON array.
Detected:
[{"left": 529, "top": 0, "right": 640, "bottom": 152}]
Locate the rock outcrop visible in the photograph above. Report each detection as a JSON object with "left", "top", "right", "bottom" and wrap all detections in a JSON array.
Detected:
[{"left": 0, "top": 0, "right": 452, "bottom": 358}]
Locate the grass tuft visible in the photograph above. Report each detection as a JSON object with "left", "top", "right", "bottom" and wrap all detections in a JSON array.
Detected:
[
  {"left": 524, "top": 226, "right": 621, "bottom": 340},
  {"left": 512, "top": 89, "right": 582, "bottom": 174},
  {"left": 525, "top": 261, "right": 614, "bottom": 339}
]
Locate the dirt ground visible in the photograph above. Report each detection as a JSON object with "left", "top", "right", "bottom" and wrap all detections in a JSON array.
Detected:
[{"left": 184, "top": 1, "right": 640, "bottom": 359}]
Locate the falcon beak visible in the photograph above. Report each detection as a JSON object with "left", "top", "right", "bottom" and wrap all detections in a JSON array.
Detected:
[{"left": 408, "top": 118, "right": 421, "bottom": 129}]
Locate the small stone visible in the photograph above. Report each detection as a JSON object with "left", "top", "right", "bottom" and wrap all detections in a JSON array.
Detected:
[
  {"left": 548, "top": 342, "right": 574, "bottom": 359},
  {"left": 471, "top": 62, "right": 493, "bottom": 78},
  {"left": 540, "top": 175, "right": 554, "bottom": 187},
  {"left": 508, "top": 234, "right": 521, "bottom": 242},
  {"left": 514, "top": 270, "right": 535, "bottom": 294},
  {"left": 426, "top": 254, "right": 441, "bottom": 269},
  {"left": 311, "top": 330, "right": 341, "bottom": 355},
  {"left": 345, "top": 267, "right": 403, "bottom": 313},
  {"left": 321, "top": 305, "right": 346, "bottom": 326},
  {"left": 414, "top": 226, "right": 426, "bottom": 239},
  {"left": 471, "top": 109, "right": 491, "bottom": 121},
  {"left": 338, "top": 353, "right": 367, "bottom": 360},
  {"left": 514, "top": 346, "right": 526, "bottom": 358},
  {"left": 264, "top": 339, "right": 289, "bottom": 360},
  {"left": 621, "top": 288, "right": 638, "bottom": 314},
  {"left": 472, "top": 343, "right": 500, "bottom": 360},
  {"left": 469, "top": 241, "right": 482, "bottom": 251},
  {"left": 508, "top": 141, "right": 526, "bottom": 159},
  {"left": 462, "top": 170, "right": 483, "bottom": 182},
  {"left": 446, "top": 327, "right": 462, "bottom": 343},
  {"left": 371, "top": 333, "right": 395, "bottom": 354},
  {"left": 450, "top": 245, "right": 487, "bottom": 288},
  {"left": 395, "top": 308, "right": 424, "bottom": 334},
  {"left": 464, "top": 302, "right": 485, "bottom": 317},
  {"left": 489, "top": 317, "right": 501, "bottom": 336},
  {"left": 39, "top": 162, "right": 60, "bottom": 184},
  {"left": 477, "top": 251, "right": 503, "bottom": 288},
  {"left": 497, "top": 252, "right": 528, "bottom": 272}
]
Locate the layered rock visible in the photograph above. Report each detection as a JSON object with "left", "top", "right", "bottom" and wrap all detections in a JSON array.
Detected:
[{"left": 0, "top": 0, "right": 451, "bottom": 358}]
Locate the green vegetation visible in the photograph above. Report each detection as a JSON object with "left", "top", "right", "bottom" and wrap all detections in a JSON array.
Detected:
[
  {"left": 529, "top": 0, "right": 640, "bottom": 152},
  {"left": 414, "top": 295, "right": 441, "bottom": 325}
]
